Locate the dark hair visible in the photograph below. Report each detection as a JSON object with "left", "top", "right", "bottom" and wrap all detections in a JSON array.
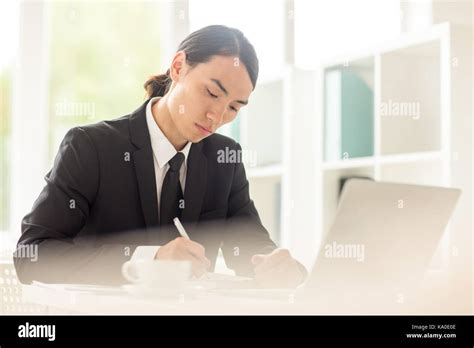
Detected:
[{"left": 144, "top": 25, "right": 259, "bottom": 99}]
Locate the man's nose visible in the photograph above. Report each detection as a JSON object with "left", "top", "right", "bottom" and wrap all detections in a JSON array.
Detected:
[{"left": 206, "top": 107, "right": 225, "bottom": 126}]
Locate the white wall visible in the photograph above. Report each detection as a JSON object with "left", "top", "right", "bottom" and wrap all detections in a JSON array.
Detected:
[{"left": 402, "top": 0, "right": 473, "bottom": 313}]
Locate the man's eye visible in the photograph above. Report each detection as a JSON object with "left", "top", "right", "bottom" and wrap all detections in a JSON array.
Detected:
[
  {"left": 207, "top": 88, "right": 218, "bottom": 98},
  {"left": 230, "top": 106, "right": 238, "bottom": 112}
]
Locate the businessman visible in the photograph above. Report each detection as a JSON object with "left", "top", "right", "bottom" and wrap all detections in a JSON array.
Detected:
[{"left": 14, "top": 25, "right": 307, "bottom": 287}]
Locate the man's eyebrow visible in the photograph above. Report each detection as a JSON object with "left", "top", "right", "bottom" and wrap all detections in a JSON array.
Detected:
[
  {"left": 210, "top": 78, "right": 248, "bottom": 106},
  {"left": 211, "top": 78, "right": 228, "bottom": 95}
]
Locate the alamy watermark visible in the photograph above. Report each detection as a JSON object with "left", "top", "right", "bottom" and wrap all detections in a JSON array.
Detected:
[
  {"left": 380, "top": 99, "right": 420, "bottom": 120},
  {"left": 324, "top": 241, "right": 365, "bottom": 262},
  {"left": 18, "top": 322, "right": 55, "bottom": 341},
  {"left": 55, "top": 98, "right": 96, "bottom": 119},
  {"left": 13, "top": 244, "right": 38, "bottom": 262},
  {"left": 217, "top": 146, "right": 258, "bottom": 167}
]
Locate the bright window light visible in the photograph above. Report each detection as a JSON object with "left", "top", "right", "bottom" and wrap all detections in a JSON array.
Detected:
[
  {"left": 189, "top": 0, "right": 285, "bottom": 78},
  {"left": 0, "top": 2, "right": 19, "bottom": 71},
  {"left": 295, "top": 0, "right": 401, "bottom": 68}
]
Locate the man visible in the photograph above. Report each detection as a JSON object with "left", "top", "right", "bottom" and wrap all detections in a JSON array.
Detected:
[{"left": 14, "top": 25, "right": 307, "bottom": 287}]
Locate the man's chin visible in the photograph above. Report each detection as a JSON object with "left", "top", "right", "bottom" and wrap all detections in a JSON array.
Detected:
[
  {"left": 179, "top": 126, "right": 208, "bottom": 143},
  {"left": 188, "top": 132, "right": 211, "bottom": 143}
]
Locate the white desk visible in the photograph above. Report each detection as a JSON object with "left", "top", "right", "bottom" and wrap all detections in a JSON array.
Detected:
[
  {"left": 21, "top": 283, "right": 431, "bottom": 315},
  {"left": 22, "top": 284, "right": 318, "bottom": 315}
]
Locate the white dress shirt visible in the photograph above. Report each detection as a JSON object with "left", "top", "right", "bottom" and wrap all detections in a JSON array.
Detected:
[{"left": 131, "top": 97, "right": 192, "bottom": 261}]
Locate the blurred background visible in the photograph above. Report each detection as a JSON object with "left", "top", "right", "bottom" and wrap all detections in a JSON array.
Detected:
[{"left": 0, "top": 0, "right": 472, "bottom": 313}]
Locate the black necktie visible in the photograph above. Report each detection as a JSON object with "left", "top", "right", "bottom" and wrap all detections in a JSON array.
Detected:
[{"left": 160, "top": 152, "right": 185, "bottom": 226}]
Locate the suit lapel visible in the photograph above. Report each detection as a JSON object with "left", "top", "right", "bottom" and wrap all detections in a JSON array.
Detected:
[
  {"left": 129, "top": 99, "right": 160, "bottom": 231},
  {"left": 181, "top": 141, "right": 207, "bottom": 234},
  {"left": 129, "top": 99, "right": 208, "bottom": 240},
  {"left": 132, "top": 148, "right": 159, "bottom": 228}
]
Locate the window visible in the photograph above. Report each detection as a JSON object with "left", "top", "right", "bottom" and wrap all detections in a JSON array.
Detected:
[
  {"left": 0, "top": 2, "right": 19, "bottom": 237},
  {"left": 3, "top": 2, "right": 166, "bottom": 254},
  {"left": 48, "top": 1, "right": 164, "bottom": 160}
]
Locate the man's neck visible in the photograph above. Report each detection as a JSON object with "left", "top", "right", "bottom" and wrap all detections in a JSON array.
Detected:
[{"left": 152, "top": 96, "right": 187, "bottom": 151}]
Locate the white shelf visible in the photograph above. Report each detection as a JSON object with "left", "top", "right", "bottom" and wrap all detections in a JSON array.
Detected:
[
  {"left": 378, "top": 151, "right": 442, "bottom": 165},
  {"left": 247, "top": 164, "right": 283, "bottom": 178},
  {"left": 322, "top": 150, "right": 443, "bottom": 171},
  {"left": 316, "top": 23, "right": 452, "bottom": 273},
  {"left": 237, "top": 69, "right": 290, "bottom": 246},
  {"left": 241, "top": 78, "right": 285, "bottom": 166},
  {"left": 248, "top": 175, "right": 282, "bottom": 244},
  {"left": 238, "top": 24, "right": 452, "bottom": 272},
  {"left": 379, "top": 160, "right": 444, "bottom": 187},
  {"left": 320, "top": 23, "right": 450, "bottom": 70},
  {"left": 379, "top": 39, "right": 442, "bottom": 155},
  {"left": 322, "top": 156, "right": 375, "bottom": 170}
]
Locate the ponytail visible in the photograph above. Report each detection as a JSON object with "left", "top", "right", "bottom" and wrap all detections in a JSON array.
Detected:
[{"left": 143, "top": 68, "right": 171, "bottom": 98}]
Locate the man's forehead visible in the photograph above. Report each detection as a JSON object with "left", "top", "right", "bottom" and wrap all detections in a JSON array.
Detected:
[
  {"left": 192, "top": 56, "right": 254, "bottom": 95},
  {"left": 199, "top": 56, "right": 246, "bottom": 74}
]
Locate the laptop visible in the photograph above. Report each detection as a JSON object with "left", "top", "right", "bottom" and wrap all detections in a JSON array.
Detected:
[{"left": 210, "top": 179, "right": 461, "bottom": 303}]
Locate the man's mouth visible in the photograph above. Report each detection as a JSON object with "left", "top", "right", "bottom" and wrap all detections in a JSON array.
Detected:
[{"left": 195, "top": 123, "right": 212, "bottom": 135}]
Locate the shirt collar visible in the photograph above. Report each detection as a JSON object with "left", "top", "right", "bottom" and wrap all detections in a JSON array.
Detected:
[{"left": 145, "top": 96, "right": 192, "bottom": 169}]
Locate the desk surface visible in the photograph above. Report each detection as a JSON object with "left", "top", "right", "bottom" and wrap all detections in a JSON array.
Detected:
[
  {"left": 22, "top": 284, "right": 309, "bottom": 314},
  {"left": 21, "top": 283, "right": 433, "bottom": 315}
]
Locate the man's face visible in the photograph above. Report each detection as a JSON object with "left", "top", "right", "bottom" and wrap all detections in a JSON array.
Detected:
[{"left": 166, "top": 54, "right": 254, "bottom": 143}]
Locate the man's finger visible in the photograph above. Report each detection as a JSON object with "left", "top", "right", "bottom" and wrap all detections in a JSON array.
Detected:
[
  {"left": 185, "top": 249, "right": 210, "bottom": 269},
  {"left": 251, "top": 254, "right": 266, "bottom": 265},
  {"left": 182, "top": 239, "right": 210, "bottom": 267},
  {"left": 254, "top": 251, "right": 291, "bottom": 274},
  {"left": 182, "top": 239, "right": 206, "bottom": 257},
  {"left": 256, "top": 258, "right": 296, "bottom": 278},
  {"left": 176, "top": 249, "right": 209, "bottom": 277},
  {"left": 255, "top": 260, "right": 301, "bottom": 288}
]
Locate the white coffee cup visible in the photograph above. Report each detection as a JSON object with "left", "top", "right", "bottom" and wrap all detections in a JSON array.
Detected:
[{"left": 121, "top": 260, "right": 191, "bottom": 289}]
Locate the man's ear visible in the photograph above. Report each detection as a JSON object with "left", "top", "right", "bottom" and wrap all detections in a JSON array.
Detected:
[{"left": 169, "top": 50, "right": 187, "bottom": 82}]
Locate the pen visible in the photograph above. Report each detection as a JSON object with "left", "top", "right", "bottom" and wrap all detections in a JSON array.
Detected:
[
  {"left": 173, "top": 217, "right": 190, "bottom": 239},
  {"left": 173, "top": 217, "right": 209, "bottom": 279}
]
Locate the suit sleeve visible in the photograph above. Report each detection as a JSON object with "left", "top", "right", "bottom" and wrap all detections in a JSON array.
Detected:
[
  {"left": 220, "top": 142, "right": 278, "bottom": 277},
  {"left": 13, "top": 127, "right": 136, "bottom": 285}
]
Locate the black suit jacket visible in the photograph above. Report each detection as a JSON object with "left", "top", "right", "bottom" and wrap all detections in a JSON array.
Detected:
[{"left": 14, "top": 99, "right": 277, "bottom": 285}]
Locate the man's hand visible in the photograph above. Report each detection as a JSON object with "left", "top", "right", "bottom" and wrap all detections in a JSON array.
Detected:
[
  {"left": 155, "top": 237, "right": 211, "bottom": 278},
  {"left": 251, "top": 248, "right": 306, "bottom": 288}
]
